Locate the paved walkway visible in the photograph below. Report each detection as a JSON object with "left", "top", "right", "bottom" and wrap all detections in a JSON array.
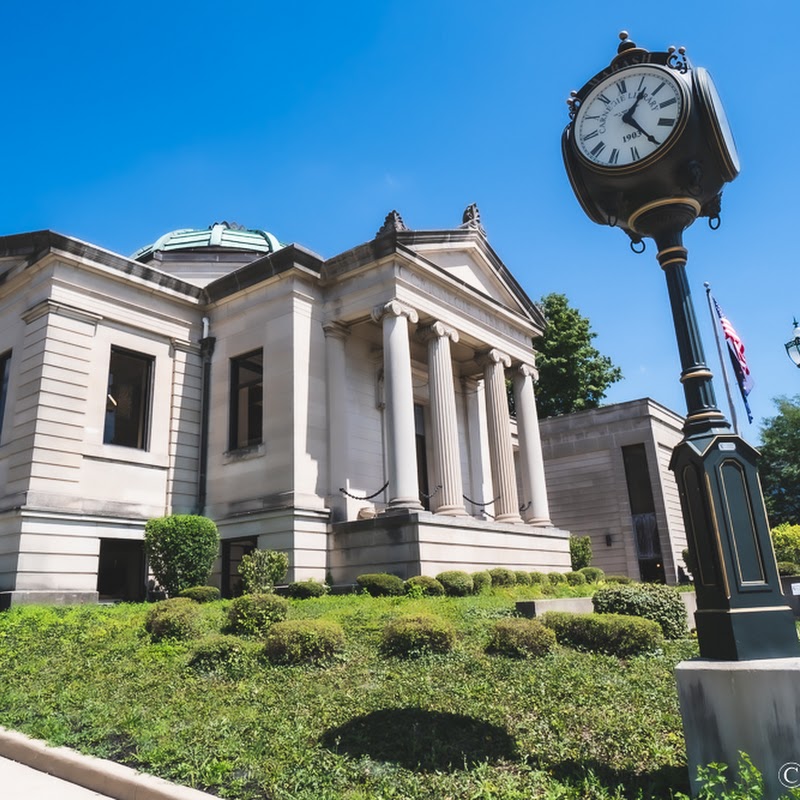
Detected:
[{"left": 0, "top": 755, "right": 115, "bottom": 799}]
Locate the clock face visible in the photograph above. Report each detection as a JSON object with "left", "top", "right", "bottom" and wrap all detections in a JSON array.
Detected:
[
  {"left": 695, "top": 67, "right": 740, "bottom": 182},
  {"left": 575, "top": 65, "right": 687, "bottom": 170}
]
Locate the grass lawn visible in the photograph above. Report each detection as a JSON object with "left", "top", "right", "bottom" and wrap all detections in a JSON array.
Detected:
[{"left": 0, "top": 590, "right": 696, "bottom": 799}]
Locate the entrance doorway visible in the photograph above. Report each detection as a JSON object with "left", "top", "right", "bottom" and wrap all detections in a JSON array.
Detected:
[
  {"left": 97, "top": 539, "right": 146, "bottom": 601},
  {"left": 221, "top": 537, "right": 258, "bottom": 597}
]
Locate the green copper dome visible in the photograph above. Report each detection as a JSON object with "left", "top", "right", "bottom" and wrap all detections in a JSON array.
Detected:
[{"left": 132, "top": 221, "right": 282, "bottom": 261}]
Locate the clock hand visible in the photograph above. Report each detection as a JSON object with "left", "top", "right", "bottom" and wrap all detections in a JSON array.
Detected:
[
  {"left": 622, "top": 90, "right": 646, "bottom": 124},
  {"left": 622, "top": 113, "right": 661, "bottom": 147}
]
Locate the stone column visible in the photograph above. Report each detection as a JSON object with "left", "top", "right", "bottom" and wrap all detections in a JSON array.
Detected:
[
  {"left": 480, "top": 349, "right": 521, "bottom": 523},
  {"left": 462, "top": 377, "right": 490, "bottom": 518},
  {"left": 419, "top": 322, "right": 466, "bottom": 516},
  {"left": 323, "top": 321, "right": 350, "bottom": 521},
  {"left": 372, "top": 300, "right": 423, "bottom": 511},
  {"left": 513, "top": 363, "right": 551, "bottom": 526}
]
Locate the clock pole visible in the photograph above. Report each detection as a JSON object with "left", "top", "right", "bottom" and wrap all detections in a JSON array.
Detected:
[{"left": 562, "top": 33, "right": 800, "bottom": 798}]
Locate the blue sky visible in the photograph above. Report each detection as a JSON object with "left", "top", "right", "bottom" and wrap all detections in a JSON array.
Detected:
[{"left": 3, "top": 1, "right": 798, "bottom": 443}]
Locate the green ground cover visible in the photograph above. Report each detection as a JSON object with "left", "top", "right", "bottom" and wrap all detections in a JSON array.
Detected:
[{"left": 0, "top": 590, "right": 697, "bottom": 799}]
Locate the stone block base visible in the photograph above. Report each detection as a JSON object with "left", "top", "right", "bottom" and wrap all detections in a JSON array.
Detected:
[
  {"left": 676, "top": 657, "right": 800, "bottom": 799},
  {"left": 0, "top": 591, "right": 99, "bottom": 610}
]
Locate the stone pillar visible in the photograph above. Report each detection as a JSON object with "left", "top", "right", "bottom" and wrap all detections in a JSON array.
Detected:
[
  {"left": 513, "top": 363, "right": 551, "bottom": 526},
  {"left": 463, "top": 377, "right": 490, "bottom": 518},
  {"left": 372, "top": 300, "right": 423, "bottom": 511},
  {"left": 323, "top": 321, "right": 350, "bottom": 521},
  {"left": 480, "top": 349, "right": 521, "bottom": 523},
  {"left": 419, "top": 322, "right": 466, "bottom": 516}
]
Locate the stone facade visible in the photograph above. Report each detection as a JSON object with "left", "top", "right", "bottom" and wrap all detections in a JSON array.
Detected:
[
  {"left": 539, "top": 398, "right": 688, "bottom": 584},
  {"left": 0, "top": 214, "right": 571, "bottom": 604}
]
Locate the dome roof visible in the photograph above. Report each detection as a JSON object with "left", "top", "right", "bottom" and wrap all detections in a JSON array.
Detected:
[{"left": 132, "top": 221, "right": 282, "bottom": 261}]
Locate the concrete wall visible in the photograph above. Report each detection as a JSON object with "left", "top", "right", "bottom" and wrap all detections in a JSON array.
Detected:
[{"left": 540, "top": 399, "right": 687, "bottom": 583}]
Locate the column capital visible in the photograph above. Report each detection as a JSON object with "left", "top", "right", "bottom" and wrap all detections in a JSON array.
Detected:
[
  {"left": 322, "top": 320, "right": 351, "bottom": 340},
  {"left": 517, "top": 362, "right": 539, "bottom": 382},
  {"left": 417, "top": 320, "right": 459, "bottom": 344},
  {"left": 371, "top": 299, "right": 419, "bottom": 325},
  {"left": 478, "top": 348, "right": 511, "bottom": 369}
]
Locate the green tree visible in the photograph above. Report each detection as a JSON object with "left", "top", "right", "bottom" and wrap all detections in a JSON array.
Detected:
[
  {"left": 759, "top": 395, "right": 800, "bottom": 526},
  {"left": 533, "top": 293, "right": 622, "bottom": 418},
  {"left": 144, "top": 515, "right": 219, "bottom": 596},
  {"left": 238, "top": 549, "right": 289, "bottom": 594},
  {"left": 569, "top": 534, "right": 592, "bottom": 570}
]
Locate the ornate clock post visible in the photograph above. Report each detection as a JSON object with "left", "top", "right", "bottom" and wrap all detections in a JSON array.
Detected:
[{"left": 563, "top": 32, "right": 799, "bottom": 661}]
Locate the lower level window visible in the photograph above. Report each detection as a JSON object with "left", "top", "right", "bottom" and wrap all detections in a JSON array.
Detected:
[{"left": 104, "top": 347, "right": 153, "bottom": 449}]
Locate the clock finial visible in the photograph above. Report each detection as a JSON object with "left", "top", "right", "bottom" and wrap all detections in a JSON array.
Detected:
[{"left": 617, "top": 30, "right": 637, "bottom": 54}]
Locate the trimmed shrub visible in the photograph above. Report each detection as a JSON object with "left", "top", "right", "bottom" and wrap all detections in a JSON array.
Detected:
[
  {"left": 772, "top": 523, "right": 800, "bottom": 565},
  {"left": 381, "top": 614, "right": 456, "bottom": 658},
  {"left": 227, "top": 593, "right": 288, "bottom": 637},
  {"left": 178, "top": 585, "right": 221, "bottom": 603},
  {"left": 471, "top": 571, "right": 492, "bottom": 594},
  {"left": 547, "top": 571, "right": 567, "bottom": 585},
  {"left": 579, "top": 566, "right": 605, "bottom": 584},
  {"left": 188, "top": 634, "right": 256, "bottom": 678},
  {"left": 541, "top": 611, "right": 663, "bottom": 657},
  {"left": 356, "top": 573, "right": 405, "bottom": 597},
  {"left": 529, "top": 572, "right": 549, "bottom": 585},
  {"left": 486, "top": 618, "right": 556, "bottom": 658},
  {"left": 436, "top": 571, "right": 474, "bottom": 597},
  {"left": 404, "top": 575, "right": 445, "bottom": 597},
  {"left": 264, "top": 619, "right": 345, "bottom": 666},
  {"left": 565, "top": 571, "right": 587, "bottom": 586},
  {"left": 488, "top": 568, "right": 516, "bottom": 588},
  {"left": 239, "top": 550, "right": 289, "bottom": 594},
  {"left": 145, "top": 598, "right": 203, "bottom": 642},
  {"left": 569, "top": 534, "right": 592, "bottom": 570},
  {"left": 514, "top": 571, "right": 533, "bottom": 586},
  {"left": 592, "top": 583, "right": 687, "bottom": 639},
  {"left": 604, "top": 574, "right": 633, "bottom": 584},
  {"left": 144, "top": 515, "right": 219, "bottom": 597},
  {"left": 286, "top": 579, "right": 329, "bottom": 599},
  {"left": 777, "top": 561, "right": 800, "bottom": 577}
]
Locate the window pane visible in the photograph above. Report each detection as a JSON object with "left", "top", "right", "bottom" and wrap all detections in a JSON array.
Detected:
[
  {"left": 104, "top": 348, "right": 153, "bottom": 449},
  {"left": 230, "top": 350, "right": 263, "bottom": 449},
  {"left": 0, "top": 350, "right": 10, "bottom": 441}
]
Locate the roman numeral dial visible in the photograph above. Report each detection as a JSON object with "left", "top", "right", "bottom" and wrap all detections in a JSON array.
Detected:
[{"left": 574, "top": 65, "right": 686, "bottom": 169}]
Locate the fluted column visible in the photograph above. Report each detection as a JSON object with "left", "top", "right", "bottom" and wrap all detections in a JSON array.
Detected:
[
  {"left": 480, "top": 349, "right": 521, "bottom": 523},
  {"left": 323, "top": 321, "right": 350, "bottom": 521},
  {"left": 372, "top": 300, "right": 423, "bottom": 510},
  {"left": 513, "top": 363, "right": 551, "bottom": 526},
  {"left": 419, "top": 322, "right": 466, "bottom": 516}
]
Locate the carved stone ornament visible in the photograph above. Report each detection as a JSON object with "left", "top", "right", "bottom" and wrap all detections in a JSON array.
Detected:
[
  {"left": 376, "top": 210, "right": 409, "bottom": 237},
  {"left": 460, "top": 203, "right": 486, "bottom": 235}
]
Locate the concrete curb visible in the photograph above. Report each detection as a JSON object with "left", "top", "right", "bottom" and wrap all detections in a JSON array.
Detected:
[{"left": 0, "top": 727, "right": 219, "bottom": 800}]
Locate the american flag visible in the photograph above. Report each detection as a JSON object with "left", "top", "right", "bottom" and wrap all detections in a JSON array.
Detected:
[{"left": 713, "top": 298, "right": 754, "bottom": 423}]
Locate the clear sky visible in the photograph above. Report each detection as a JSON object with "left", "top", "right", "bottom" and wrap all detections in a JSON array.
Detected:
[{"left": 3, "top": 1, "right": 798, "bottom": 443}]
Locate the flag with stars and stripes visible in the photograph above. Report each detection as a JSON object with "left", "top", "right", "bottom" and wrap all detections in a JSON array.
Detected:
[{"left": 713, "top": 298, "right": 754, "bottom": 423}]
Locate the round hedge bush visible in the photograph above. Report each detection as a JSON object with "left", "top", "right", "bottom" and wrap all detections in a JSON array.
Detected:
[
  {"left": 529, "top": 572, "right": 549, "bottom": 585},
  {"left": 488, "top": 568, "right": 516, "bottom": 587},
  {"left": 188, "top": 634, "right": 256, "bottom": 678},
  {"left": 227, "top": 593, "right": 288, "bottom": 637},
  {"left": 178, "top": 585, "right": 221, "bottom": 603},
  {"left": 404, "top": 575, "right": 445, "bottom": 596},
  {"left": 565, "top": 571, "right": 587, "bottom": 586},
  {"left": 286, "top": 579, "right": 329, "bottom": 599},
  {"left": 777, "top": 561, "right": 800, "bottom": 577},
  {"left": 381, "top": 614, "right": 456, "bottom": 658},
  {"left": 435, "top": 571, "right": 474, "bottom": 597},
  {"left": 604, "top": 575, "right": 633, "bottom": 584},
  {"left": 514, "top": 571, "right": 533, "bottom": 586},
  {"left": 471, "top": 571, "right": 492, "bottom": 594},
  {"left": 145, "top": 598, "right": 203, "bottom": 642},
  {"left": 547, "top": 572, "right": 567, "bottom": 585},
  {"left": 486, "top": 618, "right": 556, "bottom": 658},
  {"left": 356, "top": 573, "right": 405, "bottom": 597},
  {"left": 263, "top": 619, "right": 345, "bottom": 666},
  {"left": 541, "top": 611, "right": 663, "bottom": 657},
  {"left": 592, "top": 583, "right": 687, "bottom": 639},
  {"left": 579, "top": 566, "right": 605, "bottom": 584}
]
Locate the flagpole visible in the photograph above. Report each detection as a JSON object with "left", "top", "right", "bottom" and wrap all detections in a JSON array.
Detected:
[{"left": 704, "top": 282, "right": 740, "bottom": 436}]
